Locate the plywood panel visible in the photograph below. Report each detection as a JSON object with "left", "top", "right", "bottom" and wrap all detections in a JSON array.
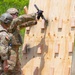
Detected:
[{"left": 21, "top": 0, "right": 75, "bottom": 75}]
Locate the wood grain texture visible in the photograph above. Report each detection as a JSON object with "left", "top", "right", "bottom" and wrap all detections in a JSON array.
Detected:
[{"left": 22, "top": 0, "right": 75, "bottom": 75}]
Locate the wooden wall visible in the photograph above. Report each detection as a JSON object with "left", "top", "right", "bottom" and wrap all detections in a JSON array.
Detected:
[{"left": 22, "top": 0, "right": 75, "bottom": 75}]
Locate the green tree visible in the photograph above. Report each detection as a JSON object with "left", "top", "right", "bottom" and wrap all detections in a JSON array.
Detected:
[
  {"left": 0, "top": 0, "right": 29, "bottom": 15},
  {"left": 0, "top": 0, "right": 29, "bottom": 36}
]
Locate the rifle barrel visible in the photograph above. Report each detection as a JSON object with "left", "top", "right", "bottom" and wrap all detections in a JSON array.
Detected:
[{"left": 34, "top": 4, "right": 39, "bottom": 11}]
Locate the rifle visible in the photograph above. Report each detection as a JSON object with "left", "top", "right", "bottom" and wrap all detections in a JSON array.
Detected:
[{"left": 34, "top": 4, "right": 48, "bottom": 25}]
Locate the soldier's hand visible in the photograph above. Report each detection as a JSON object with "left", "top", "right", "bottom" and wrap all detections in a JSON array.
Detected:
[
  {"left": 3, "top": 60, "right": 8, "bottom": 73},
  {"left": 4, "top": 66, "right": 8, "bottom": 72},
  {"left": 36, "top": 10, "right": 43, "bottom": 20}
]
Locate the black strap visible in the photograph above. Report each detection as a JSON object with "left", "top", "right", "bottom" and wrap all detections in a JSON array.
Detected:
[{"left": 0, "top": 30, "right": 7, "bottom": 33}]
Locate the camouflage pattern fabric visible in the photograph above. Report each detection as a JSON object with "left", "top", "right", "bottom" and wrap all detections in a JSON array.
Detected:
[
  {"left": 20, "top": 20, "right": 37, "bottom": 29},
  {"left": 1, "top": 12, "right": 37, "bottom": 75},
  {"left": 7, "top": 8, "right": 18, "bottom": 15},
  {"left": 0, "top": 25, "right": 9, "bottom": 61},
  {"left": 6, "top": 13, "right": 37, "bottom": 75},
  {"left": 0, "top": 25, "right": 17, "bottom": 75},
  {"left": 10, "top": 13, "right": 37, "bottom": 29}
]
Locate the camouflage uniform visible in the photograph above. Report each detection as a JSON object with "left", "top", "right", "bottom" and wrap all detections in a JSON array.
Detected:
[
  {"left": 7, "top": 8, "right": 37, "bottom": 75},
  {"left": 0, "top": 25, "right": 9, "bottom": 75},
  {"left": 0, "top": 25, "right": 17, "bottom": 75},
  {"left": 0, "top": 13, "right": 17, "bottom": 75}
]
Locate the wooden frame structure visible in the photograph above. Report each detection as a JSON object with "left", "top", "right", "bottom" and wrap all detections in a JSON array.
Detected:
[{"left": 22, "top": 0, "right": 75, "bottom": 75}]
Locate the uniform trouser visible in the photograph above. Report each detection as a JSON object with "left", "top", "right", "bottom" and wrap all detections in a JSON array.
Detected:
[
  {"left": 0, "top": 57, "right": 6, "bottom": 75},
  {"left": 7, "top": 46, "right": 22, "bottom": 75}
]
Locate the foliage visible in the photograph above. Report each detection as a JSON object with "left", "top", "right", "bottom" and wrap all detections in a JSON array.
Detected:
[
  {"left": 0, "top": 0, "right": 29, "bottom": 15},
  {"left": 0, "top": 0, "right": 29, "bottom": 37}
]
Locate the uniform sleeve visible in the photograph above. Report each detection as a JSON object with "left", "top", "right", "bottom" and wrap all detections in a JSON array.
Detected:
[
  {"left": 0, "top": 33, "right": 10, "bottom": 60},
  {"left": 10, "top": 13, "right": 37, "bottom": 29},
  {"left": 19, "top": 20, "right": 37, "bottom": 29}
]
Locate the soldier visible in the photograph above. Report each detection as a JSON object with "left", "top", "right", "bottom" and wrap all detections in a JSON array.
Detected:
[
  {"left": 0, "top": 13, "right": 17, "bottom": 75},
  {"left": 6, "top": 8, "right": 38, "bottom": 75}
]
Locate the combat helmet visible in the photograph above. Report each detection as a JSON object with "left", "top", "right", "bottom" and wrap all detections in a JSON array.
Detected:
[
  {"left": 6, "top": 8, "right": 19, "bottom": 15},
  {"left": 0, "top": 13, "right": 13, "bottom": 24}
]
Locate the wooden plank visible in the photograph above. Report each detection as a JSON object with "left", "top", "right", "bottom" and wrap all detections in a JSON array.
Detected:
[
  {"left": 50, "top": 67, "right": 54, "bottom": 75},
  {"left": 22, "top": 0, "right": 73, "bottom": 75},
  {"left": 37, "top": 46, "right": 42, "bottom": 54},
  {"left": 34, "top": 67, "right": 39, "bottom": 75},
  {"left": 68, "top": 42, "right": 73, "bottom": 56},
  {"left": 71, "top": 17, "right": 75, "bottom": 29},
  {"left": 70, "top": 38, "right": 75, "bottom": 75},
  {"left": 54, "top": 43, "right": 60, "bottom": 54}
]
